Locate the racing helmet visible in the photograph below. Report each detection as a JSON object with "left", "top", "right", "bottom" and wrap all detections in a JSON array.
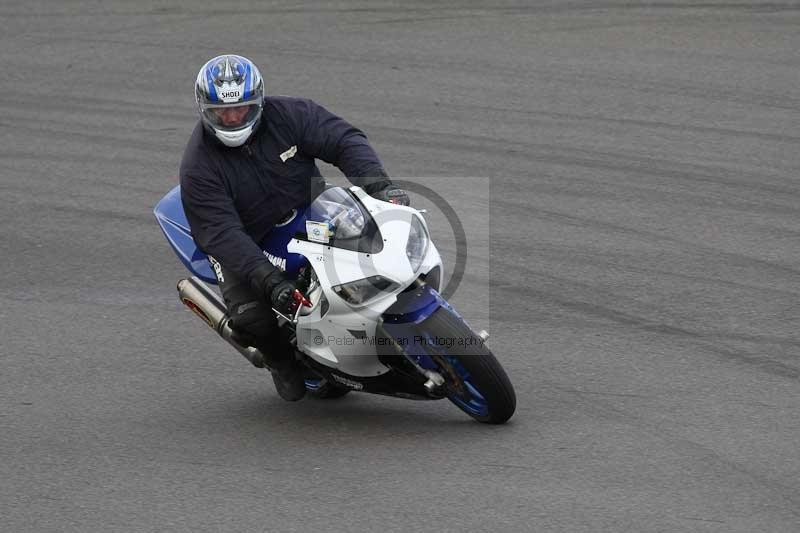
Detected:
[{"left": 195, "top": 54, "right": 264, "bottom": 147}]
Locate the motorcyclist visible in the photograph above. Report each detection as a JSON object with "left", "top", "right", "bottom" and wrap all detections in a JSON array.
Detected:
[{"left": 179, "top": 54, "right": 409, "bottom": 401}]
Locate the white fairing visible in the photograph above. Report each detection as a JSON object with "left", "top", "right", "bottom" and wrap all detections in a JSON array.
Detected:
[{"left": 287, "top": 187, "right": 442, "bottom": 377}]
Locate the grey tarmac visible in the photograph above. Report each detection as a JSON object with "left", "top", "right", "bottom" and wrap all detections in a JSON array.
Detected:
[{"left": 1, "top": 1, "right": 799, "bottom": 532}]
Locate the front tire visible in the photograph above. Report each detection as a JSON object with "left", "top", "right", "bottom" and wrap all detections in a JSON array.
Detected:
[{"left": 417, "top": 308, "right": 516, "bottom": 424}]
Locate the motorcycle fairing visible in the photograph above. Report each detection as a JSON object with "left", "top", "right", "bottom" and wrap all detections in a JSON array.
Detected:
[
  {"left": 259, "top": 207, "right": 312, "bottom": 279},
  {"left": 302, "top": 355, "right": 438, "bottom": 400},
  {"left": 287, "top": 190, "right": 441, "bottom": 377},
  {"left": 153, "top": 186, "right": 216, "bottom": 284}
]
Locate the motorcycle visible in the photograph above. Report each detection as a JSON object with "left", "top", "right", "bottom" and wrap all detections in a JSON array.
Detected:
[{"left": 154, "top": 185, "right": 516, "bottom": 423}]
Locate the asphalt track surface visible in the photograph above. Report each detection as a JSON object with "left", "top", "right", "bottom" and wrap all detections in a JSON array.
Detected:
[{"left": 2, "top": 1, "right": 799, "bottom": 532}]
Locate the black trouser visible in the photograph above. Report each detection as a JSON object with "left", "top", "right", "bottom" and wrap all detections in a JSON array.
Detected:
[{"left": 209, "top": 256, "right": 294, "bottom": 368}]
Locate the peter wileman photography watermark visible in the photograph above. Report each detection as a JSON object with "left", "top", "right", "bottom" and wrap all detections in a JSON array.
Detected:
[{"left": 312, "top": 333, "right": 487, "bottom": 348}]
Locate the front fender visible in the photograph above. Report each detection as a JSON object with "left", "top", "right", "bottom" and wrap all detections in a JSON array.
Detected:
[
  {"left": 381, "top": 284, "right": 459, "bottom": 370},
  {"left": 382, "top": 283, "right": 451, "bottom": 325}
]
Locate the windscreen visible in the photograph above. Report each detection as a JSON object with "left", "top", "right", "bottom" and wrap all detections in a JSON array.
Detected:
[{"left": 302, "top": 187, "right": 383, "bottom": 254}]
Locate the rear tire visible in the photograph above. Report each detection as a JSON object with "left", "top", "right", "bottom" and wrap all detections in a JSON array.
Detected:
[{"left": 417, "top": 308, "right": 516, "bottom": 424}]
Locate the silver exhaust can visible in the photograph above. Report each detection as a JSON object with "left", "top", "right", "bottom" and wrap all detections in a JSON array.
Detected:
[{"left": 176, "top": 277, "right": 265, "bottom": 368}]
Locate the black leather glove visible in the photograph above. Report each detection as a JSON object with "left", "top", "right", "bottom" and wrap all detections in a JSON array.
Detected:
[
  {"left": 270, "top": 279, "right": 299, "bottom": 315},
  {"left": 249, "top": 263, "right": 297, "bottom": 314},
  {"left": 370, "top": 183, "right": 410, "bottom": 206}
]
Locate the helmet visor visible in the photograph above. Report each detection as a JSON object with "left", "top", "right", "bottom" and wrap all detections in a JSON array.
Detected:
[{"left": 201, "top": 102, "right": 261, "bottom": 132}]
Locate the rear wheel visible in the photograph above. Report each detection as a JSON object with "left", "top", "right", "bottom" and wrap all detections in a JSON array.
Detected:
[{"left": 417, "top": 308, "right": 516, "bottom": 424}]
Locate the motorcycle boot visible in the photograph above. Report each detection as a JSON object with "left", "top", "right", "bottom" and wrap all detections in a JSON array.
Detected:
[
  {"left": 268, "top": 354, "right": 307, "bottom": 402},
  {"left": 230, "top": 331, "right": 306, "bottom": 401},
  {"left": 256, "top": 339, "right": 306, "bottom": 402}
]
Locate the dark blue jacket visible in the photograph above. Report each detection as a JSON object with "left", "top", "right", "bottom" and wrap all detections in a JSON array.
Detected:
[{"left": 179, "top": 96, "right": 389, "bottom": 282}]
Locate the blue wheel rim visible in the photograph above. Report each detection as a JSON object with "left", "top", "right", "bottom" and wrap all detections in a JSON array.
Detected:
[{"left": 443, "top": 355, "right": 489, "bottom": 417}]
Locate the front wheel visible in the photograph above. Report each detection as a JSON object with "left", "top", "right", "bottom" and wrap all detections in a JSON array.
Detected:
[{"left": 417, "top": 308, "right": 516, "bottom": 424}]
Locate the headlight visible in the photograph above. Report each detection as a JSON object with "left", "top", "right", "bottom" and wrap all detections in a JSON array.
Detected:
[
  {"left": 406, "top": 215, "right": 429, "bottom": 272},
  {"left": 333, "top": 276, "right": 399, "bottom": 305}
]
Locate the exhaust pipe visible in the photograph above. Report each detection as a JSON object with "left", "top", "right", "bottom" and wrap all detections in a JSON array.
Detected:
[{"left": 176, "top": 276, "right": 265, "bottom": 368}]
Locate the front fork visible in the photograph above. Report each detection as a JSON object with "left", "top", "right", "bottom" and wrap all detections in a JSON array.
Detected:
[{"left": 376, "top": 321, "right": 445, "bottom": 394}]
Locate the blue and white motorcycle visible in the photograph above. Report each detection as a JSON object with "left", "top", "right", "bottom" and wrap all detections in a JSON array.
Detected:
[{"left": 154, "top": 185, "right": 516, "bottom": 423}]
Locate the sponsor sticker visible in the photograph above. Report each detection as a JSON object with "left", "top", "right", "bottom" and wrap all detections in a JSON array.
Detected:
[
  {"left": 306, "top": 220, "right": 331, "bottom": 244},
  {"left": 262, "top": 250, "right": 287, "bottom": 271},
  {"left": 218, "top": 84, "right": 243, "bottom": 103},
  {"left": 280, "top": 145, "right": 297, "bottom": 162},
  {"left": 208, "top": 255, "right": 225, "bottom": 283},
  {"left": 332, "top": 374, "right": 364, "bottom": 390}
]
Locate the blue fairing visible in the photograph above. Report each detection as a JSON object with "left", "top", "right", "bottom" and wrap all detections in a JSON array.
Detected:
[
  {"left": 382, "top": 284, "right": 455, "bottom": 370},
  {"left": 383, "top": 284, "right": 447, "bottom": 325},
  {"left": 154, "top": 186, "right": 216, "bottom": 283},
  {"left": 259, "top": 208, "right": 309, "bottom": 279},
  {"left": 153, "top": 185, "right": 305, "bottom": 283}
]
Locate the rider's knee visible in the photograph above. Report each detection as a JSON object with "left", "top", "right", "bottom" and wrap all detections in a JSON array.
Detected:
[{"left": 228, "top": 300, "right": 277, "bottom": 341}]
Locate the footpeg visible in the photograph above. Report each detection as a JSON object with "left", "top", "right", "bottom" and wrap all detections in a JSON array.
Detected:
[{"left": 423, "top": 370, "right": 445, "bottom": 392}]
